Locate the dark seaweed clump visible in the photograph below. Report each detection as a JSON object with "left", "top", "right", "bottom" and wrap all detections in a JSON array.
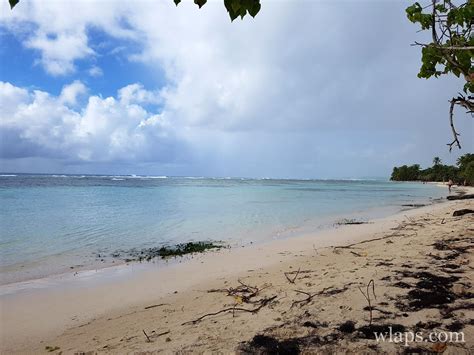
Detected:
[
  {"left": 395, "top": 271, "right": 460, "bottom": 311},
  {"left": 240, "top": 322, "right": 406, "bottom": 354},
  {"left": 241, "top": 335, "right": 300, "bottom": 355},
  {"left": 112, "top": 241, "right": 224, "bottom": 262},
  {"left": 157, "top": 241, "right": 223, "bottom": 257}
]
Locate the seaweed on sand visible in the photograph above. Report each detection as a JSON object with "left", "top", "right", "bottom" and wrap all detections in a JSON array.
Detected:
[
  {"left": 334, "top": 218, "right": 368, "bottom": 226},
  {"left": 239, "top": 335, "right": 301, "bottom": 355},
  {"left": 111, "top": 241, "right": 224, "bottom": 262},
  {"left": 157, "top": 241, "right": 223, "bottom": 257},
  {"left": 395, "top": 271, "right": 460, "bottom": 311}
]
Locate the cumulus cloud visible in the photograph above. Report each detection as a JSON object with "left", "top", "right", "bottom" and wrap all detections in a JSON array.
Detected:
[
  {"left": 60, "top": 80, "right": 87, "bottom": 105},
  {"left": 0, "top": 81, "right": 184, "bottom": 163},
  {"left": 118, "top": 83, "right": 162, "bottom": 106},
  {"left": 25, "top": 30, "right": 94, "bottom": 75}
]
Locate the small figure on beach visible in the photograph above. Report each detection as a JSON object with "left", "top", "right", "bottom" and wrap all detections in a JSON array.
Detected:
[{"left": 447, "top": 179, "right": 453, "bottom": 193}]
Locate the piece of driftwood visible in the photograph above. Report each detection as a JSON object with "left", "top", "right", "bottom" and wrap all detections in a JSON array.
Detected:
[
  {"left": 142, "top": 329, "right": 151, "bottom": 342},
  {"left": 182, "top": 295, "right": 277, "bottom": 325},
  {"left": 144, "top": 303, "right": 169, "bottom": 310},
  {"left": 291, "top": 287, "right": 330, "bottom": 308},
  {"left": 208, "top": 280, "right": 270, "bottom": 304},
  {"left": 452, "top": 209, "right": 474, "bottom": 217},
  {"left": 334, "top": 235, "right": 401, "bottom": 250},
  {"left": 447, "top": 194, "right": 474, "bottom": 201},
  {"left": 334, "top": 216, "right": 427, "bottom": 251},
  {"left": 284, "top": 267, "right": 301, "bottom": 284}
]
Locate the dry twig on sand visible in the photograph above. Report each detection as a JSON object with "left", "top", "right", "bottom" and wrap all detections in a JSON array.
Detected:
[
  {"left": 284, "top": 267, "right": 301, "bottom": 284},
  {"left": 142, "top": 329, "right": 151, "bottom": 342},
  {"left": 144, "top": 303, "right": 169, "bottom": 310},
  {"left": 358, "top": 279, "right": 376, "bottom": 326},
  {"left": 208, "top": 279, "right": 270, "bottom": 304},
  {"left": 182, "top": 295, "right": 277, "bottom": 325},
  {"left": 291, "top": 288, "right": 329, "bottom": 309}
]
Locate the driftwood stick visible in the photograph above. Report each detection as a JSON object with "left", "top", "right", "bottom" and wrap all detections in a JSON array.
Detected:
[
  {"left": 334, "top": 236, "right": 389, "bottom": 249},
  {"left": 142, "top": 329, "right": 151, "bottom": 342},
  {"left": 334, "top": 228, "right": 418, "bottom": 250},
  {"left": 284, "top": 267, "right": 301, "bottom": 284},
  {"left": 208, "top": 280, "right": 271, "bottom": 305},
  {"left": 291, "top": 287, "right": 329, "bottom": 308},
  {"left": 144, "top": 303, "right": 169, "bottom": 310},
  {"left": 182, "top": 295, "right": 277, "bottom": 325},
  {"left": 237, "top": 279, "right": 258, "bottom": 293}
]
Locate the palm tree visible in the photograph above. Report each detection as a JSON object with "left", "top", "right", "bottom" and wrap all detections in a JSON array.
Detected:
[
  {"left": 433, "top": 157, "right": 442, "bottom": 167},
  {"left": 456, "top": 153, "right": 474, "bottom": 170}
]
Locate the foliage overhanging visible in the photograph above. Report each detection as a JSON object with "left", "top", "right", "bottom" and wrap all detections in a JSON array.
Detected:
[
  {"left": 406, "top": 0, "right": 473, "bottom": 151},
  {"left": 8, "top": 0, "right": 261, "bottom": 21}
]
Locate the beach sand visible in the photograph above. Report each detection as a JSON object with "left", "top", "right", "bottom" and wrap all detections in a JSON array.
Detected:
[{"left": 1, "top": 187, "right": 473, "bottom": 354}]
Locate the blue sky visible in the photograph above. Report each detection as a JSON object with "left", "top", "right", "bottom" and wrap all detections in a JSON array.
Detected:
[{"left": 0, "top": 0, "right": 472, "bottom": 178}]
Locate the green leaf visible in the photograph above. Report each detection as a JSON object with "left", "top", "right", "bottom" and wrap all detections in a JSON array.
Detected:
[
  {"left": 248, "top": 2, "right": 261, "bottom": 17},
  {"left": 463, "top": 81, "right": 474, "bottom": 94},
  {"left": 224, "top": 0, "right": 232, "bottom": 11},
  {"left": 435, "top": 4, "right": 447, "bottom": 13},
  {"left": 229, "top": 11, "right": 239, "bottom": 21},
  {"left": 9, "top": 0, "right": 19, "bottom": 9},
  {"left": 177, "top": 0, "right": 261, "bottom": 20},
  {"left": 406, "top": 2, "right": 422, "bottom": 22},
  {"left": 231, "top": 0, "right": 241, "bottom": 13},
  {"left": 194, "top": 0, "right": 207, "bottom": 9},
  {"left": 240, "top": 6, "right": 247, "bottom": 19}
]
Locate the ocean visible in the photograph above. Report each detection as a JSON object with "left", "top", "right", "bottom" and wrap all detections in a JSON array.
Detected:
[{"left": 0, "top": 174, "right": 446, "bottom": 284}]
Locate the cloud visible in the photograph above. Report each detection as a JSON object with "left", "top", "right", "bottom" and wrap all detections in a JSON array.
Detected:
[
  {"left": 25, "top": 30, "right": 94, "bottom": 75},
  {"left": 0, "top": 0, "right": 134, "bottom": 76},
  {"left": 118, "top": 83, "right": 161, "bottom": 106},
  {"left": 0, "top": 81, "right": 185, "bottom": 164},
  {"left": 88, "top": 65, "right": 103, "bottom": 77},
  {"left": 60, "top": 80, "right": 87, "bottom": 105},
  {"left": 0, "top": 0, "right": 472, "bottom": 177}
]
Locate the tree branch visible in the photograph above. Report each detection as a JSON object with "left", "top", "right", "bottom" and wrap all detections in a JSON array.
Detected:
[
  {"left": 447, "top": 95, "right": 474, "bottom": 151},
  {"left": 412, "top": 42, "right": 474, "bottom": 51}
]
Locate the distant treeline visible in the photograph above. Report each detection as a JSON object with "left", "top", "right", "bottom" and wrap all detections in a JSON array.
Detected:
[{"left": 390, "top": 154, "right": 474, "bottom": 185}]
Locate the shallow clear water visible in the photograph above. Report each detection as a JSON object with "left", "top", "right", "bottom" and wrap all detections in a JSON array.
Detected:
[{"left": 0, "top": 174, "right": 446, "bottom": 284}]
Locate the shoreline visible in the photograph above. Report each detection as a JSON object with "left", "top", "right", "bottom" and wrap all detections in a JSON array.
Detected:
[
  {"left": 0, "top": 182, "right": 446, "bottom": 287},
  {"left": 1, "top": 186, "right": 472, "bottom": 353}
]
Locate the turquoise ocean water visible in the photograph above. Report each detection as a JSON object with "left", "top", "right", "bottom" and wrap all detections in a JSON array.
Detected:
[{"left": 0, "top": 174, "right": 446, "bottom": 284}]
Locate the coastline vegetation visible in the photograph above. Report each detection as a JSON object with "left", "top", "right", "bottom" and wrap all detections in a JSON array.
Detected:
[{"left": 390, "top": 154, "right": 474, "bottom": 185}]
